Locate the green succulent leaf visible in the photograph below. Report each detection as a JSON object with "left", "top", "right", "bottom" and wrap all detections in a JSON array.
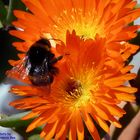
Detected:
[
  {"left": 0, "top": 112, "right": 32, "bottom": 128},
  {"left": 28, "top": 134, "right": 44, "bottom": 140},
  {"left": 0, "top": 1, "right": 7, "bottom": 26},
  {"left": 0, "top": 112, "right": 43, "bottom": 139}
]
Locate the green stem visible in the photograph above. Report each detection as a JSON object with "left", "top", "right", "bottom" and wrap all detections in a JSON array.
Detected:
[
  {"left": 6, "top": 0, "right": 15, "bottom": 25},
  {"left": 6, "top": 0, "right": 26, "bottom": 25},
  {"left": 0, "top": 0, "right": 7, "bottom": 27}
]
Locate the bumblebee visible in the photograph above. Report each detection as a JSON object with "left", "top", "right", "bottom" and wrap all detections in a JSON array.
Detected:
[
  {"left": 25, "top": 38, "right": 63, "bottom": 86},
  {"left": 9, "top": 38, "right": 63, "bottom": 86}
]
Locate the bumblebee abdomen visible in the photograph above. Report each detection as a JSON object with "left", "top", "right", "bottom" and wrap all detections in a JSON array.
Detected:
[{"left": 29, "top": 74, "right": 53, "bottom": 86}]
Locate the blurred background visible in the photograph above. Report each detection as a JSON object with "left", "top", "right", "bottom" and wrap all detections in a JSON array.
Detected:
[{"left": 0, "top": 0, "right": 140, "bottom": 140}]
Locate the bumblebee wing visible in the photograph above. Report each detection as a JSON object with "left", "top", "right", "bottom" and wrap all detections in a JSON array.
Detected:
[{"left": 7, "top": 56, "right": 30, "bottom": 83}]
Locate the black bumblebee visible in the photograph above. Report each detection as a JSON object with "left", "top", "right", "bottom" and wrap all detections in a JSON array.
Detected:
[
  {"left": 25, "top": 38, "right": 63, "bottom": 86},
  {"left": 9, "top": 38, "right": 63, "bottom": 86}
]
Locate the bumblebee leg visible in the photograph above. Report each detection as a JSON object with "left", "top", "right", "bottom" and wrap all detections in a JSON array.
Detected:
[
  {"left": 50, "top": 55, "right": 63, "bottom": 64},
  {"left": 50, "top": 67, "right": 59, "bottom": 75}
]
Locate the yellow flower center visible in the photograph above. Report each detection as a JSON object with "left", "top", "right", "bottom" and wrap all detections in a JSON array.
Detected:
[
  {"left": 61, "top": 68, "right": 99, "bottom": 110},
  {"left": 48, "top": 8, "right": 105, "bottom": 41}
]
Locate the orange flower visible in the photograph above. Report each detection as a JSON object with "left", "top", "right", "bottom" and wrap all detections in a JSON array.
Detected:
[
  {"left": 10, "top": 31, "right": 137, "bottom": 140},
  {"left": 9, "top": 0, "right": 140, "bottom": 50}
]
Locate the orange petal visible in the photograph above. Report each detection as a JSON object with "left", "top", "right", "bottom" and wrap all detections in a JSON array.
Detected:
[
  {"left": 115, "top": 93, "right": 136, "bottom": 102},
  {"left": 102, "top": 104, "right": 126, "bottom": 117},
  {"left": 76, "top": 111, "right": 84, "bottom": 140},
  {"left": 54, "top": 113, "right": 71, "bottom": 139},
  {"left": 40, "top": 121, "right": 58, "bottom": 140},
  {"left": 120, "top": 65, "right": 133, "bottom": 74},
  {"left": 22, "top": 111, "right": 38, "bottom": 120},
  {"left": 26, "top": 117, "right": 43, "bottom": 132},
  {"left": 112, "top": 86, "right": 137, "bottom": 93},
  {"left": 90, "top": 113, "right": 109, "bottom": 133},
  {"left": 69, "top": 113, "right": 77, "bottom": 140},
  {"left": 104, "top": 74, "right": 136, "bottom": 87},
  {"left": 82, "top": 110, "right": 100, "bottom": 140}
]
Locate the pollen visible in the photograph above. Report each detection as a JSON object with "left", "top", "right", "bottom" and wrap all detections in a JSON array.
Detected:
[
  {"left": 50, "top": 9, "right": 105, "bottom": 41},
  {"left": 64, "top": 77, "right": 90, "bottom": 109},
  {"left": 63, "top": 66, "right": 99, "bottom": 110}
]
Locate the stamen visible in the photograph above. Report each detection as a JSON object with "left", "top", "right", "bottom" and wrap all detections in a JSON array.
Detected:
[{"left": 65, "top": 78, "right": 82, "bottom": 97}]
